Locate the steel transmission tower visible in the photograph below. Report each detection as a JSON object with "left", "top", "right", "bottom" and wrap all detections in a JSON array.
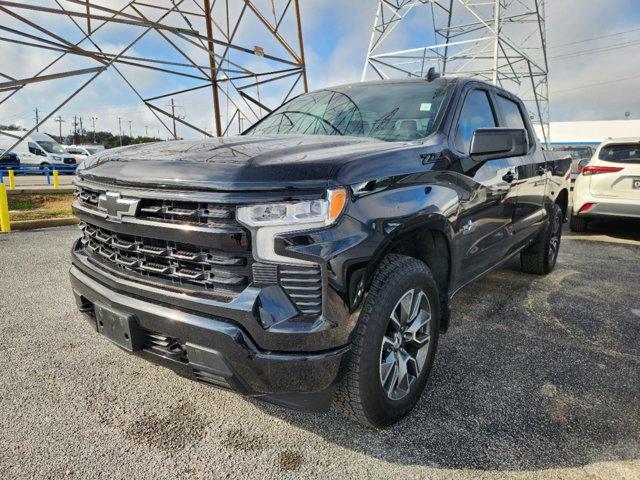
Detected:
[
  {"left": 0, "top": 0, "right": 308, "bottom": 150},
  {"left": 362, "top": 0, "right": 550, "bottom": 143}
]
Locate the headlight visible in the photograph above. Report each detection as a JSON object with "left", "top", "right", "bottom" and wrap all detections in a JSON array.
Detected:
[
  {"left": 52, "top": 155, "right": 61, "bottom": 161},
  {"left": 237, "top": 188, "right": 347, "bottom": 265}
]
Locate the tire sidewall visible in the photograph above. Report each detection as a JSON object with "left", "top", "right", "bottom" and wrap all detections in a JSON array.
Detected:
[
  {"left": 545, "top": 205, "right": 563, "bottom": 272},
  {"left": 357, "top": 264, "right": 440, "bottom": 427}
]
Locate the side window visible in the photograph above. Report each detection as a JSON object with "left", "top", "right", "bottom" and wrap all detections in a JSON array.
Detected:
[
  {"left": 28, "top": 142, "right": 39, "bottom": 154},
  {"left": 455, "top": 90, "right": 496, "bottom": 154},
  {"left": 497, "top": 95, "right": 526, "bottom": 130}
]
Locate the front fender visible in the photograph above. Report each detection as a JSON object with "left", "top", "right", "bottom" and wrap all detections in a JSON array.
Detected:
[{"left": 275, "top": 173, "right": 461, "bottom": 313}]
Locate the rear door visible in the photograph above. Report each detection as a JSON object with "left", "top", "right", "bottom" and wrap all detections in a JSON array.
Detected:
[
  {"left": 453, "top": 87, "right": 519, "bottom": 285},
  {"left": 493, "top": 93, "right": 548, "bottom": 247},
  {"left": 590, "top": 143, "right": 640, "bottom": 200}
]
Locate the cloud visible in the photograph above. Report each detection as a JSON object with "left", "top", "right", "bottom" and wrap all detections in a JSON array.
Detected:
[{"left": 1, "top": 0, "right": 639, "bottom": 141}]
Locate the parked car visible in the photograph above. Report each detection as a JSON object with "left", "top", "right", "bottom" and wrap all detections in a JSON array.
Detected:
[
  {"left": 65, "top": 144, "right": 105, "bottom": 162},
  {"left": 69, "top": 76, "right": 571, "bottom": 427},
  {"left": 570, "top": 137, "right": 640, "bottom": 231},
  {"left": 0, "top": 148, "right": 20, "bottom": 169},
  {"left": 0, "top": 131, "right": 77, "bottom": 168},
  {"left": 550, "top": 145, "right": 595, "bottom": 181}
]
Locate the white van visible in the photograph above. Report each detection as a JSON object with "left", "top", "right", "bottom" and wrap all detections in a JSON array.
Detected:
[{"left": 0, "top": 131, "right": 78, "bottom": 168}]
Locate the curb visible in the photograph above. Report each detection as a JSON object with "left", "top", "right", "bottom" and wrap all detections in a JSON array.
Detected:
[
  {"left": 7, "top": 188, "right": 75, "bottom": 196},
  {"left": 8, "top": 217, "right": 79, "bottom": 231}
]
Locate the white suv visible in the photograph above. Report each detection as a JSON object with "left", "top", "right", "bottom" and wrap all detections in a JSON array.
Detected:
[{"left": 571, "top": 137, "right": 640, "bottom": 231}]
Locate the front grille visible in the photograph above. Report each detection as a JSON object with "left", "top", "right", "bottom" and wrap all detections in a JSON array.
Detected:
[
  {"left": 64, "top": 157, "right": 76, "bottom": 164},
  {"left": 280, "top": 265, "right": 323, "bottom": 315},
  {"left": 138, "top": 199, "right": 235, "bottom": 227},
  {"left": 76, "top": 186, "right": 235, "bottom": 228},
  {"left": 76, "top": 187, "right": 99, "bottom": 207},
  {"left": 75, "top": 185, "right": 322, "bottom": 313},
  {"left": 80, "top": 222, "right": 251, "bottom": 299}
]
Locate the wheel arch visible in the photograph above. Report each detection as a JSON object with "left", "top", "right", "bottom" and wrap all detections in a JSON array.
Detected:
[
  {"left": 555, "top": 188, "right": 569, "bottom": 221},
  {"left": 351, "top": 215, "right": 455, "bottom": 332}
]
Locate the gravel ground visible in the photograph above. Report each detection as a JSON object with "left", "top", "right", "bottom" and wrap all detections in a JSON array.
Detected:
[{"left": 1, "top": 222, "right": 639, "bottom": 479}]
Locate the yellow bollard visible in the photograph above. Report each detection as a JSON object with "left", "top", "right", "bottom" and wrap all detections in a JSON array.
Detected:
[
  {"left": 53, "top": 169, "right": 59, "bottom": 190},
  {"left": 0, "top": 184, "right": 10, "bottom": 233},
  {"left": 8, "top": 169, "right": 15, "bottom": 190}
]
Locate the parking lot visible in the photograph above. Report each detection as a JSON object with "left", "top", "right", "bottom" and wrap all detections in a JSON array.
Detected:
[{"left": 1, "top": 222, "right": 638, "bottom": 479}]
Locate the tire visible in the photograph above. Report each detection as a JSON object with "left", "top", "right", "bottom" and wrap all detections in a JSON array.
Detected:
[
  {"left": 520, "top": 203, "right": 563, "bottom": 275},
  {"left": 334, "top": 254, "right": 440, "bottom": 428},
  {"left": 39, "top": 162, "right": 51, "bottom": 171},
  {"left": 569, "top": 214, "right": 588, "bottom": 232}
]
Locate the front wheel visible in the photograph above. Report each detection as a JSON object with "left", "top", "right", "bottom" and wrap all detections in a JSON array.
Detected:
[
  {"left": 334, "top": 254, "right": 440, "bottom": 428},
  {"left": 520, "top": 203, "right": 563, "bottom": 275}
]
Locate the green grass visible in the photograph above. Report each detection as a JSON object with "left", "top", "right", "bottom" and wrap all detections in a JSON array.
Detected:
[{"left": 8, "top": 193, "right": 75, "bottom": 221}]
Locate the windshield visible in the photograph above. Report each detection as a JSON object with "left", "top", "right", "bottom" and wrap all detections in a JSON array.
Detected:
[
  {"left": 38, "top": 141, "right": 66, "bottom": 154},
  {"left": 86, "top": 148, "right": 101, "bottom": 155},
  {"left": 598, "top": 144, "right": 640, "bottom": 163},
  {"left": 551, "top": 147, "right": 592, "bottom": 160},
  {"left": 246, "top": 82, "right": 451, "bottom": 142}
]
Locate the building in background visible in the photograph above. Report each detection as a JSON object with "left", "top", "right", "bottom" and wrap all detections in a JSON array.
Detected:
[{"left": 535, "top": 120, "right": 640, "bottom": 147}]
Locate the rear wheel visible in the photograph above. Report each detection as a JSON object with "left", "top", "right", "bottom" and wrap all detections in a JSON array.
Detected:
[
  {"left": 520, "top": 203, "right": 563, "bottom": 275},
  {"left": 334, "top": 254, "right": 440, "bottom": 428},
  {"left": 569, "top": 214, "right": 588, "bottom": 232}
]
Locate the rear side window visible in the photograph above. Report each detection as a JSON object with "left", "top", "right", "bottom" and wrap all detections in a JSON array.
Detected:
[
  {"left": 598, "top": 144, "right": 640, "bottom": 163},
  {"left": 497, "top": 95, "right": 526, "bottom": 130},
  {"left": 455, "top": 90, "right": 496, "bottom": 154}
]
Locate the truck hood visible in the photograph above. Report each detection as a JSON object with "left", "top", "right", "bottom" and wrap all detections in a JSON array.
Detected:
[{"left": 78, "top": 135, "right": 408, "bottom": 191}]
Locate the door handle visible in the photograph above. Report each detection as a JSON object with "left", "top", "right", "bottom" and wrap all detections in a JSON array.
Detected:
[{"left": 502, "top": 171, "right": 516, "bottom": 183}]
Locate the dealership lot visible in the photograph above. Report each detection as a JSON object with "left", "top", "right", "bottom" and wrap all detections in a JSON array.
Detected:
[{"left": 1, "top": 224, "right": 638, "bottom": 480}]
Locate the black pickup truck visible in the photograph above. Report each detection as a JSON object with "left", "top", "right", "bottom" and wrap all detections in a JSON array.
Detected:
[{"left": 70, "top": 76, "right": 570, "bottom": 427}]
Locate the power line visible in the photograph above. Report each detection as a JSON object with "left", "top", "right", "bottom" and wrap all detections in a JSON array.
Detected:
[
  {"left": 552, "top": 73, "right": 640, "bottom": 95},
  {"left": 549, "top": 26, "right": 640, "bottom": 49},
  {"left": 549, "top": 38, "right": 640, "bottom": 60}
]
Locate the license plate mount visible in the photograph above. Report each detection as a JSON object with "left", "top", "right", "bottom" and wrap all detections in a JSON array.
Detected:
[{"left": 95, "top": 304, "right": 143, "bottom": 352}]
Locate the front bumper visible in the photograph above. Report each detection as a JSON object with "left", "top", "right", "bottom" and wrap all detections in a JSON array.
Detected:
[{"left": 70, "top": 256, "right": 349, "bottom": 412}]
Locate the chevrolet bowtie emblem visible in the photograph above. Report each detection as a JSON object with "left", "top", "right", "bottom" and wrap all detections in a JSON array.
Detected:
[{"left": 98, "top": 192, "right": 139, "bottom": 221}]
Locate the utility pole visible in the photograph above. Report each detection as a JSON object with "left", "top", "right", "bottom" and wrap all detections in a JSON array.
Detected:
[
  {"left": 170, "top": 99, "right": 178, "bottom": 140},
  {"left": 128, "top": 120, "right": 132, "bottom": 138},
  {"left": 144, "top": 125, "right": 148, "bottom": 137},
  {"left": 79, "top": 116, "right": 84, "bottom": 144},
  {"left": 54, "top": 116, "right": 64, "bottom": 142},
  {"left": 73, "top": 115, "right": 79, "bottom": 145},
  {"left": 118, "top": 117, "right": 123, "bottom": 146},
  {"left": 91, "top": 116, "right": 97, "bottom": 143},
  {"left": 34, "top": 107, "right": 39, "bottom": 132}
]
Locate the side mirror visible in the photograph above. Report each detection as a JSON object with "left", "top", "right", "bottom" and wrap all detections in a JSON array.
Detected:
[
  {"left": 36, "top": 149, "right": 46, "bottom": 157},
  {"left": 470, "top": 128, "right": 528, "bottom": 162}
]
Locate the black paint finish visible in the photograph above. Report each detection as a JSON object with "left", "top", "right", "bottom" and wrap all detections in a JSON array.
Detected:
[{"left": 70, "top": 77, "right": 571, "bottom": 410}]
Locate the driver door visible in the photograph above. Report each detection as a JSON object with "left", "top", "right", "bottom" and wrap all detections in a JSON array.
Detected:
[{"left": 453, "top": 88, "right": 519, "bottom": 287}]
